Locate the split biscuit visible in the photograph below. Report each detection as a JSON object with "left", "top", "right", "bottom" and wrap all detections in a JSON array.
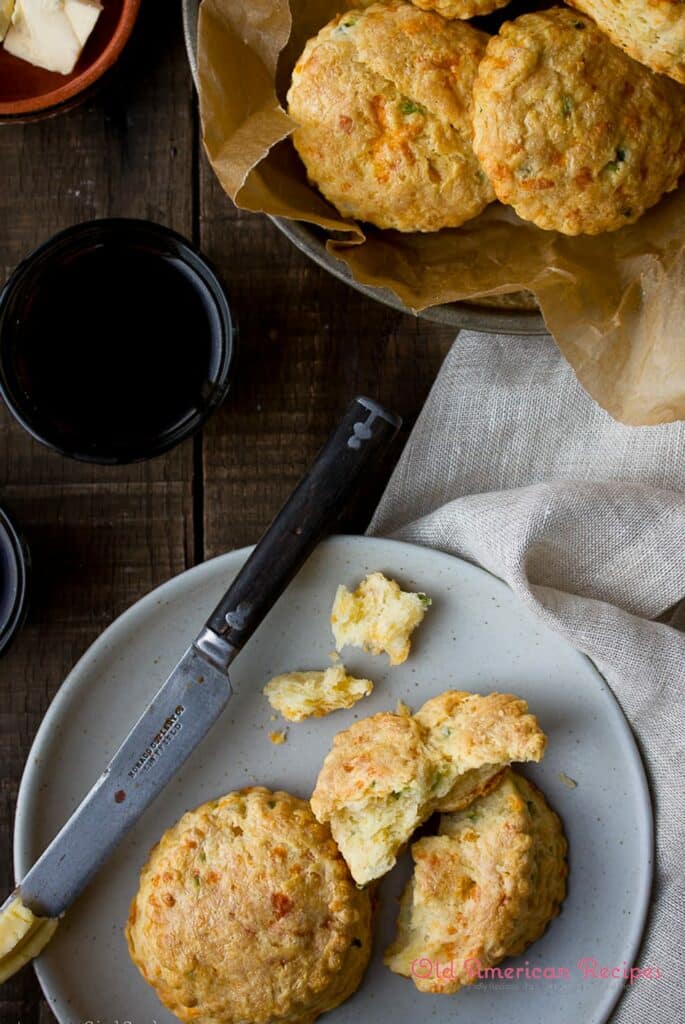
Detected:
[{"left": 384, "top": 769, "right": 567, "bottom": 993}]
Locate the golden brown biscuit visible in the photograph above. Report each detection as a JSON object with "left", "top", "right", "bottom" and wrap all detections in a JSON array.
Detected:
[
  {"left": 287, "top": 1, "right": 494, "bottom": 232},
  {"left": 310, "top": 710, "right": 437, "bottom": 885},
  {"left": 409, "top": 0, "right": 511, "bottom": 21},
  {"left": 384, "top": 769, "right": 567, "bottom": 993},
  {"left": 264, "top": 664, "right": 374, "bottom": 722},
  {"left": 311, "top": 691, "right": 547, "bottom": 884},
  {"left": 126, "top": 787, "right": 372, "bottom": 1024},
  {"left": 567, "top": 0, "right": 685, "bottom": 84},
  {"left": 472, "top": 8, "right": 685, "bottom": 234},
  {"left": 331, "top": 572, "right": 430, "bottom": 666},
  {"left": 414, "top": 690, "right": 546, "bottom": 811}
]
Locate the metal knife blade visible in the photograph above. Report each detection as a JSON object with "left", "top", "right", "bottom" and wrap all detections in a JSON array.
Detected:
[{"left": 18, "top": 646, "right": 233, "bottom": 919}]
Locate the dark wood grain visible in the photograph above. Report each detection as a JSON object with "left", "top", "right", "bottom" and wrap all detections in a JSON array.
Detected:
[
  {"left": 1, "top": 11, "right": 454, "bottom": 1024},
  {"left": 0, "top": 5, "right": 196, "bottom": 1022},
  {"left": 198, "top": 169, "right": 454, "bottom": 557}
]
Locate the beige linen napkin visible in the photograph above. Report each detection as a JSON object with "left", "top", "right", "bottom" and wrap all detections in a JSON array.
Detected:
[{"left": 369, "top": 331, "right": 685, "bottom": 1022}]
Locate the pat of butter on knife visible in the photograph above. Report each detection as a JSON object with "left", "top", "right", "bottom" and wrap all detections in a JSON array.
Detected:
[
  {"left": 0, "top": 893, "right": 58, "bottom": 984},
  {"left": 4, "top": 0, "right": 102, "bottom": 75}
]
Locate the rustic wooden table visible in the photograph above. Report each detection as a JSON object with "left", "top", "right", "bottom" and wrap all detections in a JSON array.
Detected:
[{"left": 0, "top": 5, "right": 455, "bottom": 1020}]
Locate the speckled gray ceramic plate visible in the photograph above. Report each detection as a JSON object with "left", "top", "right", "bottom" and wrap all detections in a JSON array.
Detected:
[
  {"left": 15, "top": 536, "right": 652, "bottom": 1024},
  {"left": 181, "top": 0, "right": 546, "bottom": 335}
]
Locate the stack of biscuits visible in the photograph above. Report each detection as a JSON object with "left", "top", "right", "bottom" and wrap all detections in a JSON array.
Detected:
[
  {"left": 286, "top": 0, "right": 685, "bottom": 235},
  {"left": 311, "top": 691, "right": 567, "bottom": 994}
]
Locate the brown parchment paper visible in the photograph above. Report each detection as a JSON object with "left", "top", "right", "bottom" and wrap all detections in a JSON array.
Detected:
[{"left": 197, "top": 0, "right": 685, "bottom": 425}]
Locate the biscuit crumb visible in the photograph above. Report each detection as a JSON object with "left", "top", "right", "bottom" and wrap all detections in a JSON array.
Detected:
[
  {"left": 269, "top": 730, "right": 288, "bottom": 745},
  {"left": 558, "top": 772, "right": 578, "bottom": 789}
]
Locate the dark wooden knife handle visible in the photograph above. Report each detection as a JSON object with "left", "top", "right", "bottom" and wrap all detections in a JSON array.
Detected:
[{"left": 203, "top": 396, "right": 401, "bottom": 656}]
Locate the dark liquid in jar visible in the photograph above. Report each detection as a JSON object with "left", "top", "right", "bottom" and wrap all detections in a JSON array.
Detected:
[{"left": 8, "top": 242, "right": 224, "bottom": 458}]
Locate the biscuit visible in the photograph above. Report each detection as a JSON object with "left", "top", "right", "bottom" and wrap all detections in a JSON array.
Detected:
[
  {"left": 310, "top": 710, "right": 437, "bottom": 885},
  {"left": 567, "top": 0, "right": 685, "bottom": 84},
  {"left": 311, "top": 691, "right": 547, "bottom": 884},
  {"left": 384, "top": 769, "right": 567, "bottom": 993},
  {"left": 414, "top": 690, "right": 546, "bottom": 811},
  {"left": 126, "top": 787, "right": 372, "bottom": 1024},
  {"left": 264, "top": 664, "right": 374, "bottom": 722},
  {"left": 331, "top": 572, "right": 430, "bottom": 666},
  {"left": 409, "top": 0, "right": 511, "bottom": 21},
  {"left": 287, "top": 1, "right": 494, "bottom": 232},
  {"left": 472, "top": 8, "right": 685, "bottom": 234}
]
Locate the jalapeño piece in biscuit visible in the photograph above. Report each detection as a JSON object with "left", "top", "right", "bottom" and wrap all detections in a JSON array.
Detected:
[
  {"left": 331, "top": 571, "right": 430, "bottom": 666},
  {"left": 310, "top": 710, "right": 438, "bottom": 885},
  {"left": 287, "top": 1, "right": 494, "bottom": 232},
  {"left": 414, "top": 690, "right": 547, "bottom": 811},
  {"left": 567, "top": 0, "right": 685, "bottom": 85},
  {"left": 472, "top": 8, "right": 685, "bottom": 234},
  {"left": 126, "top": 787, "right": 372, "bottom": 1024},
  {"left": 384, "top": 769, "right": 567, "bottom": 993}
]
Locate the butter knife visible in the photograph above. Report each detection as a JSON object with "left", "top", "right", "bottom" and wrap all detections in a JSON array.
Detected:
[{"left": 0, "top": 395, "right": 401, "bottom": 980}]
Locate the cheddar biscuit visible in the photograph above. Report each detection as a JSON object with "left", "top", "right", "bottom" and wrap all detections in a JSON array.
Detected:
[
  {"left": 384, "top": 769, "right": 567, "bottom": 993},
  {"left": 567, "top": 0, "right": 685, "bottom": 84},
  {"left": 415, "top": 690, "right": 546, "bottom": 811},
  {"left": 310, "top": 711, "right": 437, "bottom": 885},
  {"left": 311, "top": 691, "right": 547, "bottom": 884},
  {"left": 287, "top": 1, "right": 494, "bottom": 232},
  {"left": 126, "top": 787, "right": 372, "bottom": 1024},
  {"left": 472, "top": 8, "right": 685, "bottom": 234}
]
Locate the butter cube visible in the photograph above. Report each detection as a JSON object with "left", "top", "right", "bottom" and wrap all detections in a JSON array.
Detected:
[
  {"left": 5, "top": 0, "right": 81, "bottom": 75},
  {"left": 64, "top": 0, "right": 101, "bottom": 47}
]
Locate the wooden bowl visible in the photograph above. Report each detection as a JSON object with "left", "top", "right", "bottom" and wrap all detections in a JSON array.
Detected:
[{"left": 0, "top": 0, "right": 141, "bottom": 121}]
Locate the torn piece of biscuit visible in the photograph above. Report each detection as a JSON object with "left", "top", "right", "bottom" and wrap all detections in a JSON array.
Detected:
[
  {"left": 264, "top": 664, "right": 374, "bottom": 722},
  {"left": 385, "top": 769, "right": 567, "bottom": 993},
  {"left": 311, "top": 711, "right": 436, "bottom": 885},
  {"left": 331, "top": 572, "right": 430, "bottom": 666},
  {"left": 414, "top": 690, "right": 546, "bottom": 811}
]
